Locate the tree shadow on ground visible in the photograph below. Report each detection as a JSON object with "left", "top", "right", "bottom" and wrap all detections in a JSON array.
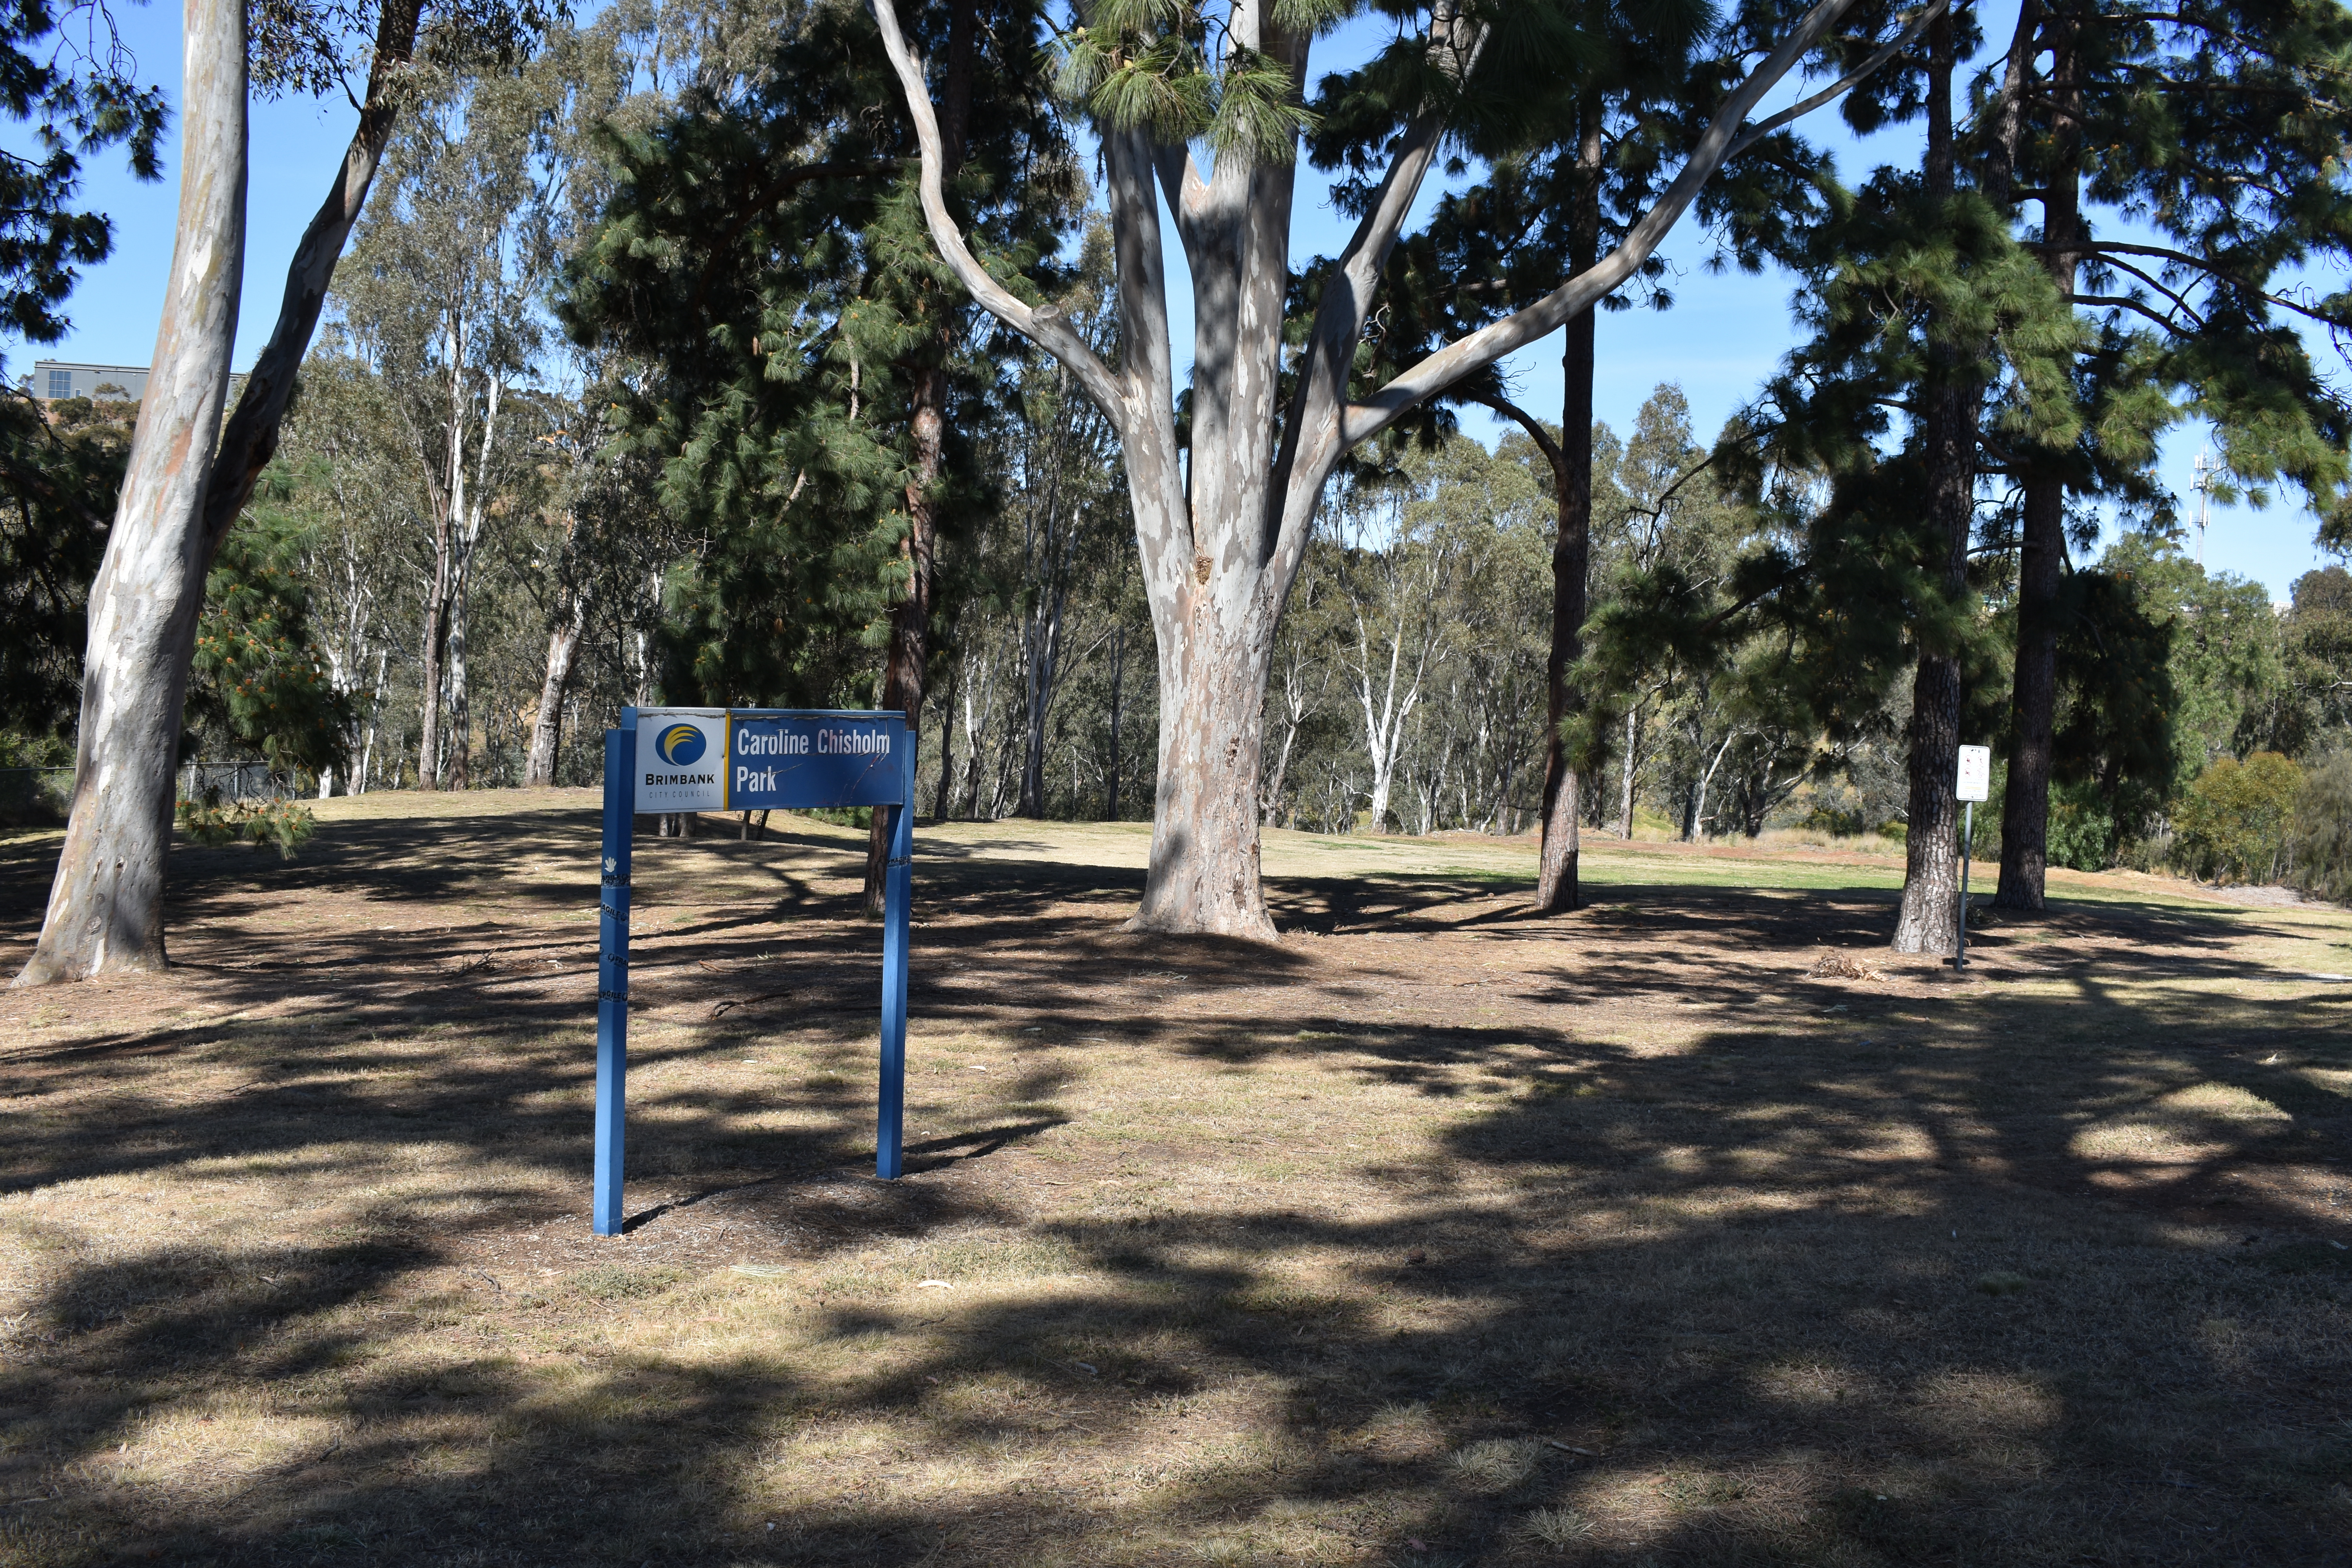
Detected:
[{"left": 0, "top": 809, "right": 2346, "bottom": 1564}]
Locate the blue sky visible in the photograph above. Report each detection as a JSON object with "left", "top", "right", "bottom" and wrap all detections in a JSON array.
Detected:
[{"left": 22, "top": 0, "right": 2347, "bottom": 603}]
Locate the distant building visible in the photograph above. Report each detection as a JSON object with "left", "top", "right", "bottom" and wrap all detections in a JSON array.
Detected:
[{"left": 30, "top": 361, "right": 149, "bottom": 403}]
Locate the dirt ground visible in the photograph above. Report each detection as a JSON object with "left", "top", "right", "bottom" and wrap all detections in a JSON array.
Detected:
[{"left": 1, "top": 790, "right": 2348, "bottom": 1567}]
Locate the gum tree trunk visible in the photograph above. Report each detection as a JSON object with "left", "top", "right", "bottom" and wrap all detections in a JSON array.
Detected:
[
  {"left": 19, "top": 0, "right": 423, "bottom": 984},
  {"left": 526, "top": 592, "right": 588, "bottom": 786},
  {"left": 14, "top": 0, "right": 246, "bottom": 985}
]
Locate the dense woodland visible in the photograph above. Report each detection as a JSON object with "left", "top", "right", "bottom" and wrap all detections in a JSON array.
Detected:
[{"left": 7, "top": 0, "right": 2352, "bottom": 969}]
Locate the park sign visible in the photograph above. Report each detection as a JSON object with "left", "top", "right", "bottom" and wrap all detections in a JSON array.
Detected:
[
  {"left": 597, "top": 707, "right": 917, "bottom": 1236},
  {"left": 1956, "top": 745, "right": 1991, "bottom": 804},
  {"left": 635, "top": 708, "right": 907, "bottom": 813},
  {"left": 1952, "top": 744, "right": 1991, "bottom": 969}
]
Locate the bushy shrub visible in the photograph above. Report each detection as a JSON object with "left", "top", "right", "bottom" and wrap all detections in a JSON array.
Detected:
[
  {"left": 174, "top": 797, "right": 316, "bottom": 858},
  {"left": 2171, "top": 752, "right": 2302, "bottom": 884},
  {"left": 2047, "top": 779, "right": 2120, "bottom": 871},
  {"left": 2292, "top": 752, "right": 2352, "bottom": 903}
]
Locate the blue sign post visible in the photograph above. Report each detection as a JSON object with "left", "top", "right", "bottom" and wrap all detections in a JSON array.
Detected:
[{"left": 593, "top": 706, "right": 916, "bottom": 1236}]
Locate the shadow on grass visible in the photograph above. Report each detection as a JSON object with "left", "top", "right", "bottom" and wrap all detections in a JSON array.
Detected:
[{"left": 0, "top": 807, "right": 2347, "bottom": 1564}]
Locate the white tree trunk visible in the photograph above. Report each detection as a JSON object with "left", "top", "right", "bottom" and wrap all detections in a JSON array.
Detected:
[
  {"left": 1619, "top": 706, "right": 1639, "bottom": 837},
  {"left": 14, "top": 0, "right": 245, "bottom": 986},
  {"left": 357, "top": 646, "right": 388, "bottom": 793},
  {"left": 526, "top": 593, "right": 588, "bottom": 787}
]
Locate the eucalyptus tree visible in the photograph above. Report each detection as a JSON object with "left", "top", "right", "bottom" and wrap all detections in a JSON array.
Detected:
[
  {"left": 17, "top": 0, "right": 547, "bottom": 985},
  {"left": 871, "top": 0, "right": 1911, "bottom": 938},
  {"left": 339, "top": 60, "right": 564, "bottom": 788},
  {"left": 996, "top": 227, "right": 1129, "bottom": 818},
  {"left": 1331, "top": 476, "right": 1457, "bottom": 833},
  {"left": 1581, "top": 385, "right": 1746, "bottom": 836},
  {"left": 16, "top": 0, "right": 247, "bottom": 986},
  {"left": 269, "top": 337, "right": 419, "bottom": 792},
  {"left": 1399, "top": 433, "right": 1550, "bottom": 833}
]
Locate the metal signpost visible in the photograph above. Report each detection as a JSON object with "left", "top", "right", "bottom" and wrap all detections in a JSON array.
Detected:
[
  {"left": 1953, "top": 744, "right": 1991, "bottom": 970},
  {"left": 594, "top": 706, "right": 916, "bottom": 1236}
]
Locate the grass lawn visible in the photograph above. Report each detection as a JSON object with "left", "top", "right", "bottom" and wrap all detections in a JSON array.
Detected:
[{"left": 1, "top": 791, "right": 2348, "bottom": 1566}]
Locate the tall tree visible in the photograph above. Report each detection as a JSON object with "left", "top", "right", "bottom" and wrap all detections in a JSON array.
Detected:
[
  {"left": 1348, "top": 0, "right": 1870, "bottom": 906},
  {"left": 339, "top": 58, "right": 563, "bottom": 789},
  {"left": 563, "top": 0, "right": 1071, "bottom": 900},
  {"left": 872, "top": 0, "right": 1902, "bottom": 938},
  {"left": 15, "top": 0, "right": 246, "bottom": 985},
  {"left": 16, "top": 0, "right": 544, "bottom": 985},
  {"left": 1992, "top": 0, "right": 2352, "bottom": 909}
]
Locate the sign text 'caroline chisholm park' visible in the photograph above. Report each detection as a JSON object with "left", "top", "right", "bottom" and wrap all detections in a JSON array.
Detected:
[{"left": 632, "top": 708, "right": 906, "bottom": 813}]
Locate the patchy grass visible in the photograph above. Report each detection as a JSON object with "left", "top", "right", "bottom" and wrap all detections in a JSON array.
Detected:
[{"left": 0, "top": 792, "right": 2347, "bottom": 1566}]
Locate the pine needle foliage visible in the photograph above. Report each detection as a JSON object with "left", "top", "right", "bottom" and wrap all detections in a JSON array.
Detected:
[{"left": 559, "top": 0, "right": 1078, "bottom": 710}]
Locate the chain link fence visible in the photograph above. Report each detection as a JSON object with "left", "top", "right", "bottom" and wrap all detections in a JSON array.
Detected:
[{"left": 178, "top": 761, "right": 291, "bottom": 805}]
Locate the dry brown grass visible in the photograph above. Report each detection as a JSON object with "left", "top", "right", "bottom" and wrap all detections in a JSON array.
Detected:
[{"left": 0, "top": 791, "right": 2348, "bottom": 1567}]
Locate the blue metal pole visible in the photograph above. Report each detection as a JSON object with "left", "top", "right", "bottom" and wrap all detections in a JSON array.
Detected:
[
  {"left": 593, "top": 726, "right": 634, "bottom": 1234},
  {"left": 875, "top": 727, "right": 916, "bottom": 1178}
]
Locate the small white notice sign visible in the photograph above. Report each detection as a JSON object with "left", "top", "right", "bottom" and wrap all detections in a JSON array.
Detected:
[
  {"left": 637, "top": 708, "right": 727, "bottom": 812},
  {"left": 1956, "top": 744, "right": 1991, "bottom": 803}
]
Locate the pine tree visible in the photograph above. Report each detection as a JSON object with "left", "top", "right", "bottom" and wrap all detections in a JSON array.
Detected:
[
  {"left": 561, "top": 0, "right": 1073, "bottom": 896},
  {"left": 1307, "top": 0, "right": 1902, "bottom": 908},
  {"left": 1991, "top": 0, "right": 2352, "bottom": 909},
  {"left": 1733, "top": 0, "right": 2085, "bottom": 951}
]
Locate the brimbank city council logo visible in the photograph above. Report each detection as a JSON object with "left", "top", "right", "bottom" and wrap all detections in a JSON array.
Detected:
[{"left": 654, "top": 722, "right": 708, "bottom": 767}]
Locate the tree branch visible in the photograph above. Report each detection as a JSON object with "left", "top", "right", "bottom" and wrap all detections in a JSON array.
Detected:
[
  {"left": 2065, "top": 238, "right": 2352, "bottom": 330},
  {"left": 869, "top": 0, "right": 1126, "bottom": 418},
  {"left": 1342, "top": 0, "right": 1872, "bottom": 450},
  {"left": 2067, "top": 291, "right": 2186, "bottom": 331},
  {"left": 1466, "top": 389, "right": 1566, "bottom": 491},
  {"left": 1274, "top": 0, "right": 1488, "bottom": 522},
  {"left": 199, "top": 0, "right": 424, "bottom": 550},
  {"left": 2094, "top": 253, "right": 2208, "bottom": 328},
  {"left": 1725, "top": 0, "right": 1945, "bottom": 161}
]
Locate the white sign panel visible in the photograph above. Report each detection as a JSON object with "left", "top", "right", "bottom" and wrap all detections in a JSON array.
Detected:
[
  {"left": 1956, "top": 744, "right": 1991, "bottom": 803},
  {"left": 636, "top": 708, "right": 726, "bottom": 811}
]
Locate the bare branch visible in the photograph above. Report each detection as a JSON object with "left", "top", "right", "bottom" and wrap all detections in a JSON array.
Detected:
[
  {"left": 869, "top": 0, "right": 1126, "bottom": 417},
  {"left": 1725, "top": 0, "right": 1946, "bottom": 161},
  {"left": 1463, "top": 388, "right": 1570, "bottom": 503},
  {"left": 1274, "top": 0, "right": 1489, "bottom": 519},
  {"left": 2094, "top": 253, "right": 2208, "bottom": 328},
  {"left": 2067, "top": 291, "right": 2187, "bottom": 330},
  {"left": 2065, "top": 238, "right": 2352, "bottom": 330},
  {"left": 1342, "top": 0, "right": 1872, "bottom": 450}
]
